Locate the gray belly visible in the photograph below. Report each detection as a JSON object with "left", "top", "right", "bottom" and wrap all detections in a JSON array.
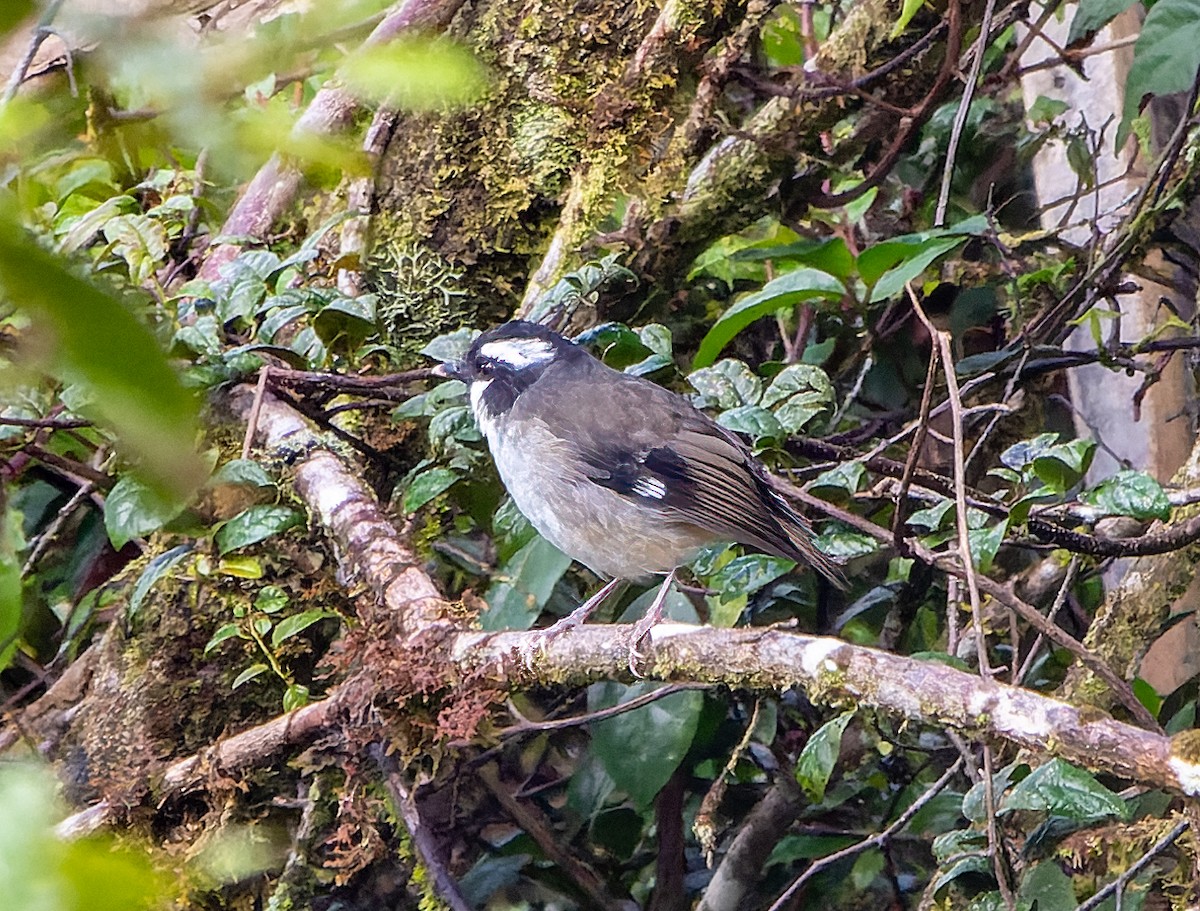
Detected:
[{"left": 489, "top": 419, "right": 713, "bottom": 579}]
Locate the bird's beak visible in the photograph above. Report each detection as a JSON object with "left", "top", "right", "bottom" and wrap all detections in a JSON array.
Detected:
[{"left": 432, "top": 362, "right": 464, "bottom": 381}]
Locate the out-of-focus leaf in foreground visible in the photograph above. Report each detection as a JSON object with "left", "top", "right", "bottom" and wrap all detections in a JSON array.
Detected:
[
  {"left": 340, "top": 38, "right": 488, "bottom": 110},
  {"left": 0, "top": 216, "right": 205, "bottom": 498},
  {"left": 0, "top": 763, "right": 168, "bottom": 911}
]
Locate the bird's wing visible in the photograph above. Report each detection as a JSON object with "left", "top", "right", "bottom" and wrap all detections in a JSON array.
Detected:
[{"left": 521, "top": 360, "right": 841, "bottom": 582}]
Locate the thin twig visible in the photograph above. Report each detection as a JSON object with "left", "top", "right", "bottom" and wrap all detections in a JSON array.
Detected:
[
  {"left": 1075, "top": 818, "right": 1189, "bottom": 911},
  {"left": 242, "top": 366, "right": 271, "bottom": 460},
  {"left": 935, "top": 0, "right": 997, "bottom": 225},
  {"left": 766, "top": 758, "right": 965, "bottom": 911}
]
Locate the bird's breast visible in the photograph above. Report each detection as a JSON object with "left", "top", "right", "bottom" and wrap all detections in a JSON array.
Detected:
[{"left": 488, "top": 417, "right": 714, "bottom": 579}]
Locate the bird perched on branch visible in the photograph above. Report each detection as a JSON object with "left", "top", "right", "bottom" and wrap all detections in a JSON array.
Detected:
[{"left": 434, "top": 320, "right": 843, "bottom": 671}]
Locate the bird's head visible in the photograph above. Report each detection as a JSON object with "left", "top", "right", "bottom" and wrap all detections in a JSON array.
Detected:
[{"left": 435, "top": 321, "right": 580, "bottom": 423}]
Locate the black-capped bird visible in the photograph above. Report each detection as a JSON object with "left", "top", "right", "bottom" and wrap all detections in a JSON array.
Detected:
[{"left": 435, "top": 321, "right": 842, "bottom": 670}]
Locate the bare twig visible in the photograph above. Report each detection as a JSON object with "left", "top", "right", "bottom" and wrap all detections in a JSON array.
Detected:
[
  {"left": 765, "top": 758, "right": 966, "bottom": 911},
  {"left": 935, "top": 0, "right": 998, "bottom": 225},
  {"left": 1075, "top": 818, "right": 1189, "bottom": 911}
]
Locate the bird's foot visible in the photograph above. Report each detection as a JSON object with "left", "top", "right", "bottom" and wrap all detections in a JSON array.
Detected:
[
  {"left": 625, "top": 570, "right": 677, "bottom": 678},
  {"left": 515, "top": 577, "right": 623, "bottom": 670}
]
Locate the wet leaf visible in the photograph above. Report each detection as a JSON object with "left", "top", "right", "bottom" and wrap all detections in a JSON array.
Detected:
[
  {"left": 589, "top": 681, "right": 703, "bottom": 807},
  {"left": 796, "top": 711, "right": 854, "bottom": 802},
  {"left": 215, "top": 505, "right": 303, "bottom": 554}
]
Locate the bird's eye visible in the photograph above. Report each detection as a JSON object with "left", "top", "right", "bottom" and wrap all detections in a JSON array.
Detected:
[{"left": 475, "top": 356, "right": 493, "bottom": 375}]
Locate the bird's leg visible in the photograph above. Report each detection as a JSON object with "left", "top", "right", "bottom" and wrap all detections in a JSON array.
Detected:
[
  {"left": 543, "top": 576, "right": 623, "bottom": 636},
  {"left": 628, "top": 568, "right": 677, "bottom": 677},
  {"left": 518, "top": 577, "right": 624, "bottom": 668}
]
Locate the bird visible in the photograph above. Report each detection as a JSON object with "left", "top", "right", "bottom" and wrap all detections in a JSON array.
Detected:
[{"left": 434, "top": 320, "right": 843, "bottom": 671}]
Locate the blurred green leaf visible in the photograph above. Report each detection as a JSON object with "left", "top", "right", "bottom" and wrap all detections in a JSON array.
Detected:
[
  {"left": 589, "top": 681, "right": 703, "bottom": 807},
  {"left": 1000, "top": 433, "right": 1059, "bottom": 471},
  {"left": 340, "top": 38, "right": 488, "bottom": 110},
  {"left": 209, "top": 459, "right": 276, "bottom": 490},
  {"left": 232, "top": 663, "right": 270, "bottom": 689},
  {"left": 795, "top": 710, "right": 854, "bottom": 802},
  {"left": 0, "top": 763, "right": 166, "bottom": 911},
  {"left": 104, "top": 475, "right": 189, "bottom": 550},
  {"left": 0, "top": 0, "right": 34, "bottom": 34},
  {"left": 215, "top": 505, "right": 303, "bottom": 554},
  {"left": 1068, "top": 0, "right": 1138, "bottom": 43},
  {"left": 1017, "top": 861, "right": 1077, "bottom": 911},
  {"left": 271, "top": 609, "right": 338, "bottom": 647},
  {"left": 312, "top": 296, "right": 377, "bottom": 349},
  {"left": 205, "top": 622, "right": 245, "bottom": 654},
  {"left": 694, "top": 268, "right": 845, "bottom": 368},
  {"left": 402, "top": 467, "right": 459, "bottom": 513},
  {"left": 128, "top": 543, "right": 192, "bottom": 619},
  {"left": 283, "top": 683, "right": 310, "bottom": 711},
  {"left": 999, "top": 759, "right": 1127, "bottom": 821},
  {"left": 968, "top": 521, "right": 1006, "bottom": 573},
  {"left": 1119, "top": 0, "right": 1200, "bottom": 147},
  {"left": 0, "top": 507, "right": 23, "bottom": 672},
  {"left": 0, "top": 217, "right": 205, "bottom": 497},
  {"left": 858, "top": 216, "right": 987, "bottom": 301},
  {"left": 809, "top": 461, "right": 866, "bottom": 500},
  {"left": 482, "top": 536, "right": 573, "bottom": 631},
  {"left": 1082, "top": 470, "right": 1171, "bottom": 521}
]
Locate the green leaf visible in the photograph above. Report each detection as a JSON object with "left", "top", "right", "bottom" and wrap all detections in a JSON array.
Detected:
[
  {"left": 999, "top": 759, "right": 1127, "bottom": 821},
  {"left": 1017, "top": 862, "right": 1077, "bottom": 911},
  {"left": 688, "top": 359, "right": 763, "bottom": 408},
  {"left": 1032, "top": 439, "right": 1096, "bottom": 494},
  {"left": 717, "top": 404, "right": 784, "bottom": 442},
  {"left": 340, "top": 37, "right": 488, "bottom": 110},
  {"left": 0, "top": 508, "right": 23, "bottom": 672},
  {"left": 104, "top": 475, "right": 189, "bottom": 550},
  {"left": 1001, "top": 433, "right": 1059, "bottom": 471},
  {"left": 312, "top": 296, "right": 377, "bottom": 349},
  {"left": 205, "top": 623, "right": 245, "bottom": 654},
  {"left": 0, "top": 0, "right": 34, "bottom": 33},
  {"left": 1119, "top": 0, "right": 1200, "bottom": 147},
  {"left": 209, "top": 459, "right": 276, "bottom": 490},
  {"left": 420, "top": 327, "right": 481, "bottom": 364},
  {"left": 102, "top": 214, "right": 168, "bottom": 284},
  {"left": 588, "top": 681, "right": 703, "bottom": 807},
  {"left": 482, "top": 536, "right": 573, "bottom": 631},
  {"left": 906, "top": 499, "right": 954, "bottom": 532},
  {"left": 271, "top": 609, "right": 338, "bottom": 647},
  {"left": 1068, "top": 0, "right": 1139, "bottom": 42},
  {"left": 708, "top": 554, "right": 795, "bottom": 604},
  {"left": 809, "top": 461, "right": 866, "bottom": 499},
  {"left": 968, "top": 521, "right": 1007, "bottom": 573},
  {"left": 761, "top": 364, "right": 835, "bottom": 433},
  {"left": 128, "top": 543, "right": 193, "bottom": 619},
  {"left": 0, "top": 216, "right": 205, "bottom": 497},
  {"left": 814, "top": 523, "right": 878, "bottom": 559},
  {"left": 858, "top": 216, "right": 987, "bottom": 301},
  {"left": 1082, "top": 470, "right": 1172, "bottom": 521},
  {"left": 283, "top": 683, "right": 310, "bottom": 712},
  {"left": 254, "top": 585, "right": 289, "bottom": 614},
  {"left": 232, "top": 663, "right": 270, "bottom": 689},
  {"left": 891, "top": 0, "right": 924, "bottom": 37},
  {"left": 795, "top": 711, "right": 854, "bottom": 802},
  {"left": 1132, "top": 677, "right": 1163, "bottom": 719},
  {"left": 402, "top": 467, "right": 459, "bottom": 513},
  {"left": 0, "top": 763, "right": 167, "bottom": 911},
  {"left": 693, "top": 268, "right": 845, "bottom": 368},
  {"left": 215, "top": 505, "right": 303, "bottom": 554}
]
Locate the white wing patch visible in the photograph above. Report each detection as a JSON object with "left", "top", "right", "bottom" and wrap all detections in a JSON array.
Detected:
[
  {"left": 632, "top": 477, "right": 668, "bottom": 499},
  {"left": 479, "top": 338, "right": 556, "bottom": 369}
]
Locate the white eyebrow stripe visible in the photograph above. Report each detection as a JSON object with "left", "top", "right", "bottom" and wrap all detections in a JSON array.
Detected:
[{"left": 478, "top": 338, "right": 556, "bottom": 368}]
